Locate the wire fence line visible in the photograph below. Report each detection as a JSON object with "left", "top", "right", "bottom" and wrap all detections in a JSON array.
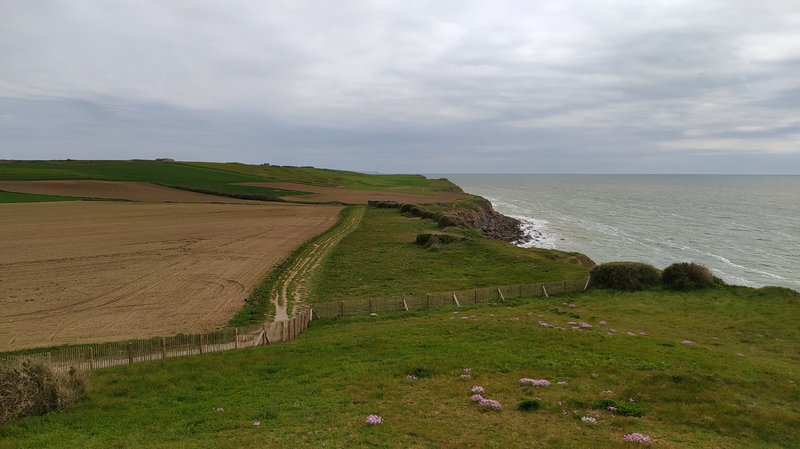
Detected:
[
  {"left": 310, "top": 277, "right": 591, "bottom": 319},
  {"left": 1, "top": 308, "right": 313, "bottom": 375},
  {"left": 2, "top": 276, "right": 589, "bottom": 374}
]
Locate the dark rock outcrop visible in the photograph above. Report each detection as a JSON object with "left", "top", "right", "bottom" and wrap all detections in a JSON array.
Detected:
[{"left": 449, "top": 198, "right": 531, "bottom": 244}]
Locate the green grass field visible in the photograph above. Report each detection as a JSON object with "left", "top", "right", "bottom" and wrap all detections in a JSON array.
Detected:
[
  {"left": 311, "top": 207, "right": 591, "bottom": 302},
  {"left": 0, "top": 160, "right": 459, "bottom": 202},
  {"left": 2, "top": 286, "right": 797, "bottom": 448}
]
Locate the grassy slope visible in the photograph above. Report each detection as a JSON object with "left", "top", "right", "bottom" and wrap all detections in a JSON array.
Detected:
[
  {"left": 2, "top": 287, "right": 797, "bottom": 448},
  {"left": 183, "top": 161, "right": 460, "bottom": 194},
  {"left": 311, "top": 207, "right": 590, "bottom": 302}
]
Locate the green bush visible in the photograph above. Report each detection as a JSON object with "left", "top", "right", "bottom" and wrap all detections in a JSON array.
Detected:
[
  {"left": 437, "top": 214, "right": 465, "bottom": 228},
  {"left": 415, "top": 233, "right": 463, "bottom": 249},
  {"left": 662, "top": 262, "right": 715, "bottom": 291},
  {"left": 409, "top": 206, "right": 424, "bottom": 217},
  {"left": 0, "top": 360, "right": 86, "bottom": 425},
  {"left": 518, "top": 398, "right": 545, "bottom": 411},
  {"left": 589, "top": 262, "right": 661, "bottom": 291},
  {"left": 420, "top": 211, "right": 434, "bottom": 219},
  {"left": 593, "top": 398, "right": 645, "bottom": 417},
  {"left": 399, "top": 204, "right": 413, "bottom": 213}
]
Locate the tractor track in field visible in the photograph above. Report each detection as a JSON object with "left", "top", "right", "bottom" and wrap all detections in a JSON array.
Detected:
[{"left": 271, "top": 207, "right": 365, "bottom": 321}]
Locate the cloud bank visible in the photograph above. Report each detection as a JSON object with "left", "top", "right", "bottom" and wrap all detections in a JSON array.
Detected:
[{"left": 1, "top": 0, "right": 799, "bottom": 173}]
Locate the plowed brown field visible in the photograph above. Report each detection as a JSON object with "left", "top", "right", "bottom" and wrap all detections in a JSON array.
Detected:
[
  {"left": 0, "top": 180, "right": 256, "bottom": 203},
  {"left": 238, "top": 182, "right": 469, "bottom": 204},
  {"left": 0, "top": 202, "right": 342, "bottom": 351}
]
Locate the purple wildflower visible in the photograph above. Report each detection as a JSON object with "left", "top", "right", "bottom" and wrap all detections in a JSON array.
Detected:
[
  {"left": 580, "top": 322, "right": 592, "bottom": 328},
  {"left": 568, "top": 303, "right": 576, "bottom": 308},
  {"left": 520, "top": 378, "right": 551, "bottom": 387},
  {"left": 557, "top": 381, "right": 568, "bottom": 385},
  {"left": 639, "top": 332, "right": 646, "bottom": 336},
  {"left": 607, "top": 406, "right": 618, "bottom": 412},
  {"left": 461, "top": 316, "right": 469, "bottom": 319},
  {"left": 463, "top": 368, "right": 472, "bottom": 372},
  {"left": 479, "top": 398, "right": 502, "bottom": 410},
  {"left": 626, "top": 331, "right": 636, "bottom": 336},
  {"left": 599, "top": 320, "right": 607, "bottom": 325},
  {"left": 369, "top": 312, "right": 378, "bottom": 317},
  {"left": 405, "top": 374, "right": 418, "bottom": 380},
  {"left": 471, "top": 386, "right": 485, "bottom": 393},
  {"left": 460, "top": 374, "right": 471, "bottom": 380},
  {"left": 471, "top": 394, "right": 484, "bottom": 402},
  {"left": 365, "top": 414, "right": 383, "bottom": 425},
  {"left": 681, "top": 340, "right": 695, "bottom": 344},
  {"left": 253, "top": 421, "right": 261, "bottom": 426},
  {"left": 581, "top": 416, "right": 597, "bottom": 423},
  {"left": 623, "top": 433, "right": 652, "bottom": 444}
]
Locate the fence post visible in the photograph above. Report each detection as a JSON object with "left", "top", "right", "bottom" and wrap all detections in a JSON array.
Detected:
[
  {"left": 564, "top": 280, "right": 567, "bottom": 292},
  {"left": 262, "top": 323, "right": 270, "bottom": 345},
  {"left": 198, "top": 334, "right": 203, "bottom": 354},
  {"left": 369, "top": 298, "right": 373, "bottom": 313},
  {"left": 542, "top": 284, "right": 548, "bottom": 298},
  {"left": 128, "top": 343, "right": 134, "bottom": 364},
  {"left": 584, "top": 276, "right": 591, "bottom": 291},
  {"left": 402, "top": 295, "right": 409, "bottom": 311},
  {"left": 281, "top": 321, "right": 286, "bottom": 342},
  {"left": 89, "top": 347, "right": 94, "bottom": 370},
  {"left": 234, "top": 328, "right": 239, "bottom": 349},
  {"left": 474, "top": 289, "right": 478, "bottom": 303},
  {"left": 453, "top": 293, "right": 461, "bottom": 307},
  {"left": 498, "top": 287, "right": 505, "bottom": 301}
]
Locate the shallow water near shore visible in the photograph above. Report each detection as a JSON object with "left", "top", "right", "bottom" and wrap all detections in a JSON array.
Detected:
[{"left": 435, "top": 174, "right": 800, "bottom": 290}]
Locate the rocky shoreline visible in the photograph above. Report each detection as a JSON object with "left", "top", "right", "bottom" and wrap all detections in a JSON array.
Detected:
[{"left": 449, "top": 198, "right": 532, "bottom": 245}]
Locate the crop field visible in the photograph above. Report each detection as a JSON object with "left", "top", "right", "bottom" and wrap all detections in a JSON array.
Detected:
[{"left": 0, "top": 201, "right": 342, "bottom": 351}]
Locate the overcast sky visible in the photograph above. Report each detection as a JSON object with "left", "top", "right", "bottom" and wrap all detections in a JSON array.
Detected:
[{"left": 1, "top": 1, "right": 799, "bottom": 173}]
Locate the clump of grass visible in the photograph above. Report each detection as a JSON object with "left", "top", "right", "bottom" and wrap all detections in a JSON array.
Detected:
[
  {"left": 415, "top": 232, "right": 465, "bottom": 249},
  {"left": 0, "top": 360, "right": 86, "bottom": 425},
  {"left": 589, "top": 262, "right": 661, "bottom": 291},
  {"left": 661, "top": 262, "right": 716, "bottom": 291},
  {"left": 592, "top": 398, "right": 646, "bottom": 417},
  {"left": 518, "top": 398, "right": 545, "bottom": 411}
]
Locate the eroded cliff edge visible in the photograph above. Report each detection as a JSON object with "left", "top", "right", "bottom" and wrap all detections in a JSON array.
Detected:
[{"left": 447, "top": 197, "right": 531, "bottom": 244}]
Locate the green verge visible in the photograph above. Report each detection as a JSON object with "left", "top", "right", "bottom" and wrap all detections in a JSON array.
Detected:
[
  {"left": 311, "top": 207, "right": 591, "bottom": 302},
  {"left": 227, "top": 206, "right": 361, "bottom": 327},
  {"left": 0, "top": 190, "right": 93, "bottom": 203},
  {"left": 2, "top": 287, "right": 797, "bottom": 448}
]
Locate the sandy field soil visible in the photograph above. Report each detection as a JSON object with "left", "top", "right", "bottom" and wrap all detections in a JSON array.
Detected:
[
  {"left": 0, "top": 180, "right": 256, "bottom": 203},
  {"left": 238, "top": 182, "right": 469, "bottom": 204},
  {"left": 0, "top": 202, "right": 342, "bottom": 351}
]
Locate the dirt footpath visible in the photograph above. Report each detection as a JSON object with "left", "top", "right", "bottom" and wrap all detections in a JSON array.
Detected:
[
  {"left": 0, "top": 202, "right": 342, "bottom": 351},
  {"left": 238, "top": 182, "right": 469, "bottom": 204}
]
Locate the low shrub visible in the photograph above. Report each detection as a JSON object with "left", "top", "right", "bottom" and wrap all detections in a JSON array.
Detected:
[
  {"left": 662, "top": 262, "right": 715, "bottom": 291},
  {"left": 589, "top": 262, "right": 661, "bottom": 291},
  {"left": 399, "top": 204, "right": 413, "bottom": 213},
  {"left": 438, "top": 214, "right": 466, "bottom": 228},
  {"left": 0, "top": 360, "right": 86, "bottom": 425},
  {"left": 409, "top": 206, "right": 424, "bottom": 217},
  {"left": 518, "top": 398, "right": 545, "bottom": 411},
  {"left": 593, "top": 398, "right": 645, "bottom": 417},
  {"left": 420, "top": 211, "right": 434, "bottom": 219},
  {"left": 415, "top": 233, "right": 463, "bottom": 249}
]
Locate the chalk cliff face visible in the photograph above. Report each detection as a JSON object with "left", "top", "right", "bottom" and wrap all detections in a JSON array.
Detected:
[{"left": 449, "top": 198, "right": 531, "bottom": 244}]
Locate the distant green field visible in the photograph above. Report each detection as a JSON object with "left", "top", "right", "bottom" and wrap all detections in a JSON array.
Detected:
[
  {"left": 0, "top": 190, "right": 89, "bottom": 203},
  {"left": 311, "top": 207, "right": 592, "bottom": 302},
  {"left": 2, "top": 286, "right": 797, "bottom": 448},
  {"left": 0, "top": 160, "right": 460, "bottom": 201},
  {"left": 184, "top": 161, "right": 461, "bottom": 194}
]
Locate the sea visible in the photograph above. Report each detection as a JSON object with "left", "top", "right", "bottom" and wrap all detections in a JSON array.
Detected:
[{"left": 435, "top": 174, "right": 800, "bottom": 291}]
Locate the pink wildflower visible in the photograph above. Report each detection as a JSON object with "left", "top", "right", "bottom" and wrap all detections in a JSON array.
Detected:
[
  {"left": 610, "top": 328, "right": 617, "bottom": 332},
  {"left": 365, "top": 415, "right": 383, "bottom": 425},
  {"left": 599, "top": 320, "right": 607, "bottom": 325},
  {"left": 557, "top": 381, "right": 568, "bottom": 385},
  {"left": 626, "top": 331, "right": 636, "bottom": 336},
  {"left": 623, "top": 433, "right": 652, "bottom": 444},
  {"left": 479, "top": 398, "right": 502, "bottom": 410},
  {"left": 572, "top": 326, "right": 580, "bottom": 330},
  {"left": 369, "top": 312, "right": 378, "bottom": 317},
  {"left": 460, "top": 374, "right": 471, "bottom": 380},
  {"left": 581, "top": 416, "right": 597, "bottom": 423},
  {"left": 580, "top": 322, "right": 592, "bottom": 328},
  {"left": 681, "top": 340, "right": 695, "bottom": 344},
  {"left": 471, "top": 394, "right": 484, "bottom": 402},
  {"left": 253, "top": 421, "right": 260, "bottom": 426},
  {"left": 539, "top": 314, "right": 544, "bottom": 317},
  {"left": 607, "top": 406, "right": 618, "bottom": 412},
  {"left": 629, "top": 397, "right": 636, "bottom": 403},
  {"left": 471, "top": 386, "right": 485, "bottom": 393},
  {"left": 567, "top": 321, "right": 577, "bottom": 325},
  {"left": 639, "top": 332, "right": 646, "bottom": 336},
  {"left": 520, "top": 378, "right": 551, "bottom": 387},
  {"left": 463, "top": 368, "right": 472, "bottom": 372},
  {"left": 591, "top": 373, "right": 599, "bottom": 378},
  {"left": 405, "top": 374, "right": 418, "bottom": 380},
  {"left": 461, "top": 316, "right": 469, "bottom": 319},
  {"left": 568, "top": 303, "right": 576, "bottom": 308}
]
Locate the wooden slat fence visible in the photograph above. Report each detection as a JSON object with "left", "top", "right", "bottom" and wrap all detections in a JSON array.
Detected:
[
  {"left": 311, "top": 277, "right": 590, "bottom": 319},
  {"left": 1, "top": 308, "right": 313, "bottom": 374}
]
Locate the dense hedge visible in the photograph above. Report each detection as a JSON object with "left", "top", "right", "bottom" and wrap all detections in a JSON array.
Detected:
[
  {"left": 662, "top": 262, "right": 715, "bottom": 291},
  {"left": 589, "top": 262, "right": 661, "bottom": 291}
]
